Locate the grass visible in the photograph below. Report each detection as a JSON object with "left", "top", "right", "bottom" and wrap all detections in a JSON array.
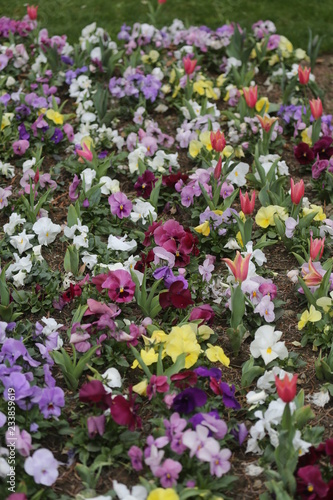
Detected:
[{"left": 2, "top": 0, "right": 333, "bottom": 52}]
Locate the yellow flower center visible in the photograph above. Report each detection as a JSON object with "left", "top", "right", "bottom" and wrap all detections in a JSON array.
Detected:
[
  {"left": 235, "top": 171, "right": 238, "bottom": 176},
  {"left": 253, "top": 291, "right": 257, "bottom": 297},
  {"left": 307, "top": 485, "right": 314, "bottom": 493},
  {"left": 20, "top": 239, "right": 23, "bottom": 244},
  {"left": 142, "top": 183, "right": 146, "bottom": 189},
  {"left": 120, "top": 287, "right": 124, "bottom": 293},
  {"left": 46, "top": 232, "right": 49, "bottom": 237},
  {"left": 266, "top": 347, "right": 272, "bottom": 354},
  {"left": 120, "top": 204, "right": 123, "bottom": 210}
]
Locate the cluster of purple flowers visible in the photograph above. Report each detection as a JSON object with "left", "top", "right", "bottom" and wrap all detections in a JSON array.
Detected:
[{"left": 109, "top": 67, "right": 162, "bottom": 102}]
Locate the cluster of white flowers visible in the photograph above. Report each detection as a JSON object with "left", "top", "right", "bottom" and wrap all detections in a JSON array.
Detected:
[{"left": 64, "top": 218, "right": 89, "bottom": 249}]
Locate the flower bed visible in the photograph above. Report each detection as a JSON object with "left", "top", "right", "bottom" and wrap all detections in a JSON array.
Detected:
[{"left": 0, "top": 4, "right": 332, "bottom": 500}]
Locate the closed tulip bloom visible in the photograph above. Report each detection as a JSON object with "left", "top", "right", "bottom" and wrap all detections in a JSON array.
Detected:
[
  {"left": 222, "top": 251, "right": 251, "bottom": 282},
  {"left": 309, "top": 98, "right": 323, "bottom": 120},
  {"left": 303, "top": 259, "right": 323, "bottom": 287},
  {"left": 183, "top": 55, "right": 197, "bottom": 75},
  {"left": 240, "top": 190, "right": 255, "bottom": 215},
  {"left": 310, "top": 235, "right": 325, "bottom": 260},
  {"left": 77, "top": 143, "right": 93, "bottom": 162},
  {"left": 290, "top": 178, "right": 304, "bottom": 205},
  {"left": 210, "top": 130, "right": 226, "bottom": 152},
  {"left": 243, "top": 86, "right": 258, "bottom": 108},
  {"left": 213, "top": 155, "right": 222, "bottom": 180},
  {"left": 274, "top": 373, "right": 298, "bottom": 403},
  {"left": 298, "top": 65, "right": 311, "bottom": 85}
]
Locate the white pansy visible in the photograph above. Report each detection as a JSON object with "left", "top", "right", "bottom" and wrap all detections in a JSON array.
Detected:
[
  {"left": 107, "top": 235, "right": 137, "bottom": 252},
  {"left": 102, "top": 368, "right": 122, "bottom": 392},
  {"left": 22, "top": 158, "right": 37, "bottom": 173},
  {"left": 224, "top": 238, "right": 241, "bottom": 250},
  {"left": 246, "top": 390, "right": 268, "bottom": 405},
  {"left": 9, "top": 229, "right": 34, "bottom": 254},
  {"left": 32, "top": 217, "right": 62, "bottom": 246},
  {"left": 13, "top": 270, "right": 28, "bottom": 287},
  {"left": 113, "top": 480, "right": 147, "bottom": 500},
  {"left": 0, "top": 161, "right": 15, "bottom": 178},
  {"left": 250, "top": 325, "right": 288, "bottom": 365},
  {"left": 128, "top": 146, "right": 147, "bottom": 174},
  {"left": 130, "top": 200, "right": 157, "bottom": 224},
  {"left": 245, "top": 463, "right": 264, "bottom": 476},
  {"left": 80, "top": 168, "right": 96, "bottom": 191},
  {"left": 226, "top": 162, "right": 249, "bottom": 187},
  {"left": 90, "top": 47, "right": 102, "bottom": 61},
  {"left": 41, "top": 317, "right": 64, "bottom": 336},
  {"left": 257, "top": 367, "right": 287, "bottom": 393},
  {"left": 64, "top": 219, "right": 89, "bottom": 239},
  {"left": 4, "top": 213, "right": 26, "bottom": 236},
  {"left": 32, "top": 245, "right": 44, "bottom": 262},
  {"left": 307, "top": 390, "right": 330, "bottom": 408},
  {"left": 100, "top": 176, "right": 120, "bottom": 195},
  {"left": 293, "top": 430, "right": 312, "bottom": 456},
  {"left": 6, "top": 254, "right": 32, "bottom": 280},
  {"left": 81, "top": 252, "right": 98, "bottom": 269}
]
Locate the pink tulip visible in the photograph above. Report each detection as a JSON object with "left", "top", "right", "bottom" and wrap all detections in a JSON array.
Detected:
[
  {"left": 77, "top": 143, "right": 93, "bottom": 162},
  {"left": 303, "top": 259, "right": 323, "bottom": 287},
  {"left": 243, "top": 86, "right": 258, "bottom": 108},
  {"left": 310, "top": 235, "right": 325, "bottom": 260},
  {"left": 240, "top": 190, "right": 255, "bottom": 215},
  {"left": 309, "top": 98, "right": 323, "bottom": 120},
  {"left": 27, "top": 5, "right": 38, "bottom": 20},
  {"left": 290, "top": 178, "right": 304, "bottom": 205},
  {"left": 183, "top": 55, "right": 197, "bottom": 75},
  {"left": 213, "top": 155, "right": 222, "bottom": 180},
  {"left": 222, "top": 251, "right": 251, "bottom": 282},
  {"left": 210, "top": 130, "right": 226, "bottom": 152},
  {"left": 298, "top": 65, "right": 311, "bottom": 85}
]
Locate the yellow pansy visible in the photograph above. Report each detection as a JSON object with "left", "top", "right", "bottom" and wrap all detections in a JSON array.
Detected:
[
  {"left": 161, "top": 84, "right": 171, "bottom": 94},
  {"left": 132, "top": 379, "right": 148, "bottom": 396},
  {"left": 235, "top": 145, "right": 245, "bottom": 158},
  {"left": 279, "top": 36, "right": 293, "bottom": 57},
  {"left": 147, "top": 489, "right": 179, "bottom": 500},
  {"left": 268, "top": 54, "right": 280, "bottom": 66},
  {"left": 189, "top": 139, "right": 203, "bottom": 158},
  {"left": 169, "top": 68, "right": 176, "bottom": 84},
  {"left": 224, "top": 89, "right": 230, "bottom": 101},
  {"left": 172, "top": 85, "right": 181, "bottom": 99},
  {"left": 199, "top": 130, "right": 213, "bottom": 151},
  {"left": 194, "top": 221, "right": 210, "bottom": 236},
  {"left": 301, "top": 128, "right": 312, "bottom": 146},
  {"left": 213, "top": 209, "right": 223, "bottom": 216},
  {"left": 131, "top": 348, "right": 158, "bottom": 369},
  {"left": 205, "top": 343, "right": 230, "bottom": 366},
  {"left": 303, "top": 204, "right": 326, "bottom": 222},
  {"left": 46, "top": 109, "right": 64, "bottom": 125},
  {"left": 295, "top": 48, "right": 308, "bottom": 61},
  {"left": 223, "top": 145, "right": 234, "bottom": 158},
  {"left": 250, "top": 47, "right": 257, "bottom": 59},
  {"left": 255, "top": 206, "right": 278, "bottom": 228},
  {"left": 216, "top": 74, "right": 225, "bottom": 87},
  {"left": 164, "top": 325, "right": 201, "bottom": 369},
  {"left": 198, "top": 325, "right": 214, "bottom": 341},
  {"left": 1, "top": 113, "right": 14, "bottom": 130},
  {"left": 236, "top": 231, "right": 243, "bottom": 247},
  {"left": 298, "top": 305, "right": 322, "bottom": 331},
  {"left": 151, "top": 329, "right": 169, "bottom": 344},
  {"left": 193, "top": 79, "right": 206, "bottom": 96},
  {"left": 273, "top": 205, "right": 288, "bottom": 221},
  {"left": 255, "top": 97, "right": 269, "bottom": 114},
  {"left": 316, "top": 297, "right": 332, "bottom": 313}
]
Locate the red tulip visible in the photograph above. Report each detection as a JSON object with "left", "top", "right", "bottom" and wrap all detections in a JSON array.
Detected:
[
  {"left": 210, "top": 130, "right": 226, "bottom": 152},
  {"left": 243, "top": 86, "right": 258, "bottom": 108},
  {"left": 34, "top": 168, "right": 39, "bottom": 184},
  {"left": 310, "top": 235, "right": 325, "bottom": 260},
  {"left": 183, "top": 55, "right": 197, "bottom": 75},
  {"left": 240, "top": 190, "right": 255, "bottom": 215},
  {"left": 27, "top": 5, "right": 38, "bottom": 20},
  {"left": 309, "top": 98, "right": 323, "bottom": 120},
  {"left": 158, "top": 0, "right": 167, "bottom": 3},
  {"left": 290, "top": 178, "right": 304, "bottom": 205},
  {"left": 298, "top": 65, "right": 311, "bottom": 85},
  {"left": 274, "top": 373, "right": 298, "bottom": 403}
]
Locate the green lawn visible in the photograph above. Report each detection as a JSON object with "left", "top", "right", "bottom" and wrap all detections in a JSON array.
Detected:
[{"left": 2, "top": 0, "right": 333, "bottom": 52}]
